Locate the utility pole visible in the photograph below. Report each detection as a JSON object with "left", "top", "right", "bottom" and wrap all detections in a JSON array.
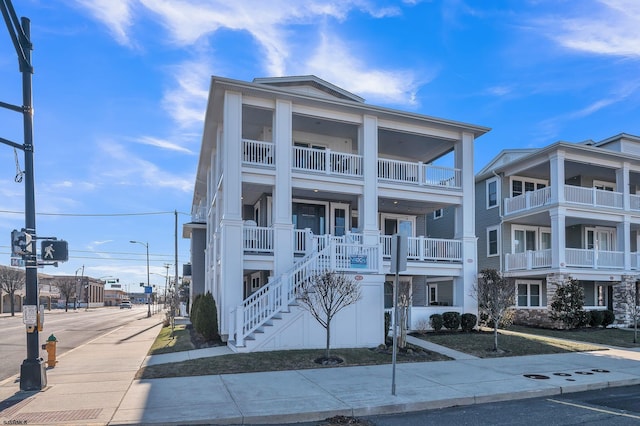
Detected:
[{"left": 0, "top": 0, "right": 46, "bottom": 390}]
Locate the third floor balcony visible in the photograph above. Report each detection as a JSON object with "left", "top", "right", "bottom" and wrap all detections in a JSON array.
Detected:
[{"left": 242, "top": 139, "right": 461, "bottom": 191}]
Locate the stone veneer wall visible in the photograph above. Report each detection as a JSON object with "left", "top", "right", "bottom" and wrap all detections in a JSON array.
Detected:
[
  {"left": 612, "top": 275, "right": 635, "bottom": 327},
  {"left": 512, "top": 273, "right": 569, "bottom": 329}
]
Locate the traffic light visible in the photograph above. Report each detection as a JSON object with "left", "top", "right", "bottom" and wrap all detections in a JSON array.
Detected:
[{"left": 11, "top": 229, "right": 33, "bottom": 256}]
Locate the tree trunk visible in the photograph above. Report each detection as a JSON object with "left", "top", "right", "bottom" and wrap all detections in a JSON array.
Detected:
[
  {"left": 493, "top": 324, "right": 499, "bottom": 351},
  {"left": 10, "top": 291, "right": 15, "bottom": 316},
  {"left": 65, "top": 296, "right": 69, "bottom": 312},
  {"left": 325, "top": 318, "right": 331, "bottom": 360}
]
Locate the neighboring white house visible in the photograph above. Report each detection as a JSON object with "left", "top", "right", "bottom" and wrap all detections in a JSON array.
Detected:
[
  {"left": 183, "top": 75, "right": 489, "bottom": 352},
  {"left": 476, "top": 133, "right": 640, "bottom": 327}
]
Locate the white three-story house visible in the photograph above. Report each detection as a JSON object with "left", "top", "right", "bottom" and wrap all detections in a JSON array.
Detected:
[
  {"left": 476, "top": 133, "right": 640, "bottom": 327},
  {"left": 184, "top": 75, "right": 488, "bottom": 352}
]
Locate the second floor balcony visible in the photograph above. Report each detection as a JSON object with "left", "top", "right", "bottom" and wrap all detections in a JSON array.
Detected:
[
  {"left": 505, "top": 248, "right": 634, "bottom": 272},
  {"left": 243, "top": 226, "right": 463, "bottom": 265},
  {"left": 504, "top": 185, "right": 634, "bottom": 216}
]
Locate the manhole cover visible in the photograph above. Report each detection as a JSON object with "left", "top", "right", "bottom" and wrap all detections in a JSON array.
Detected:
[
  {"left": 524, "top": 374, "right": 550, "bottom": 380},
  {"left": 591, "top": 369, "right": 610, "bottom": 373},
  {"left": 575, "top": 371, "right": 594, "bottom": 375},
  {"left": 553, "top": 372, "right": 572, "bottom": 377}
]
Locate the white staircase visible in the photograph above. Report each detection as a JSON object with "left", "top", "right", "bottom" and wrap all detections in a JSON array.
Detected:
[{"left": 228, "top": 246, "right": 330, "bottom": 352}]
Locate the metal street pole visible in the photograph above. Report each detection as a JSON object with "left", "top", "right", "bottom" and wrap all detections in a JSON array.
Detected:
[
  {"left": 0, "top": 0, "right": 45, "bottom": 390},
  {"left": 130, "top": 240, "right": 151, "bottom": 317}
]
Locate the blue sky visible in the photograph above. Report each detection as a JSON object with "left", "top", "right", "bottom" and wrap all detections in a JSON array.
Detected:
[{"left": 1, "top": 0, "right": 639, "bottom": 289}]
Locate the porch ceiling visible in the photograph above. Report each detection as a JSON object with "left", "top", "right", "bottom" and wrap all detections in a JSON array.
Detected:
[{"left": 241, "top": 106, "right": 456, "bottom": 164}]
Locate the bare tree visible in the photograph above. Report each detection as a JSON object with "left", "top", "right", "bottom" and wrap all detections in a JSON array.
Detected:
[
  {"left": 297, "top": 271, "right": 362, "bottom": 362},
  {"left": 623, "top": 281, "right": 640, "bottom": 343},
  {"left": 474, "top": 268, "right": 515, "bottom": 352},
  {"left": 56, "top": 277, "right": 77, "bottom": 312},
  {"left": 0, "top": 265, "right": 25, "bottom": 316},
  {"left": 396, "top": 281, "right": 411, "bottom": 349}
]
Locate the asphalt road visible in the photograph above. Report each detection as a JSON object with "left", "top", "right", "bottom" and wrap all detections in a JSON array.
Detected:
[
  {"left": 0, "top": 305, "right": 153, "bottom": 382},
  {"left": 287, "top": 384, "right": 640, "bottom": 426}
]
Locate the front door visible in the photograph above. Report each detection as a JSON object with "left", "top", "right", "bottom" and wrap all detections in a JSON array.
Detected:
[{"left": 293, "top": 203, "right": 325, "bottom": 235}]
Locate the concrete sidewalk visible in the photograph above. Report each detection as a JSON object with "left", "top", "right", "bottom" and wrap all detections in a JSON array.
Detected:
[{"left": 1, "top": 316, "right": 640, "bottom": 425}]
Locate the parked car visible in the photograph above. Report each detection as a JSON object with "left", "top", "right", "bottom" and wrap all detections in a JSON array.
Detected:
[{"left": 119, "top": 301, "right": 132, "bottom": 309}]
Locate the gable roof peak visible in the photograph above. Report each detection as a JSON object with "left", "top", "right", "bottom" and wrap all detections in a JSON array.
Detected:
[{"left": 252, "top": 75, "right": 365, "bottom": 103}]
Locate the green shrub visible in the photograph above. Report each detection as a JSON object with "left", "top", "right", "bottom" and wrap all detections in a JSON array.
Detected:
[
  {"left": 430, "top": 313, "right": 443, "bottom": 332},
  {"left": 602, "top": 310, "right": 615, "bottom": 328},
  {"left": 550, "top": 279, "right": 588, "bottom": 329},
  {"left": 461, "top": 313, "right": 477, "bottom": 332},
  {"left": 442, "top": 311, "right": 461, "bottom": 330},
  {"left": 589, "top": 310, "right": 604, "bottom": 327},
  {"left": 384, "top": 311, "right": 391, "bottom": 340},
  {"left": 194, "top": 292, "right": 219, "bottom": 341},
  {"left": 190, "top": 293, "right": 203, "bottom": 329}
]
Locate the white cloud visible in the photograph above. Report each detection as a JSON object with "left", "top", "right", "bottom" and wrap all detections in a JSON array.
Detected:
[
  {"left": 544, "top": 0, "right": 640, "bottom": 58},
  {"left": 162, "top": 59, "right": 211, "bottom": 129},
  {"left": 72, "top": 0, "right": 137, "bottom": 47},
  {"left": 306, "top": 33, "right": 422, "bottom": 105},
  {"left": 98, "top": 141, "right": 193, "bottom": 192},
  {"left": 135, "top": 136, "right": 195, "bottom": 154}
]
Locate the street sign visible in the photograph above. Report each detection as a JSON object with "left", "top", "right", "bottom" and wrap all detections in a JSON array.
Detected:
[
  {"left": 22, "top": 305, "right": 37, "bottom": 326},
  {"left": 11, "top": 257, "right": 25, "bottom": 267},
  {"left": 40, "top": 240, "right": 68, "bottom": 262},
  {"left": 144, "top": 286, "right": 152, "bottom": 294}
]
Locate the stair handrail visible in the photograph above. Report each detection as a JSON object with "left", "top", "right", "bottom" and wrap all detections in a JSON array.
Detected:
[{"left": 236, "top": 245, "right": 330, "bottom": 345}]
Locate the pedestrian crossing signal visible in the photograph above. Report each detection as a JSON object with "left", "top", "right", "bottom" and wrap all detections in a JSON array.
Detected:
[{"left": 40, "top": 240, "right": 69, "bottom": 262}]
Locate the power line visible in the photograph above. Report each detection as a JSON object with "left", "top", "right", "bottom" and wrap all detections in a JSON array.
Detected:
[{"left": 0, "top": 209, "right": 190, "bottom": 217}]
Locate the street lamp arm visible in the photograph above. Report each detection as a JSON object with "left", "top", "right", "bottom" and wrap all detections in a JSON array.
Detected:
[{"left": 0, "top": 0, "right": 32, "bottom": 73}]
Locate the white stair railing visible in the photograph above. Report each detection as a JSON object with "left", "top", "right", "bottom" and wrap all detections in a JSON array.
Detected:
[{"left": 232, "top": 245, "right": 330, "bottom": 347}]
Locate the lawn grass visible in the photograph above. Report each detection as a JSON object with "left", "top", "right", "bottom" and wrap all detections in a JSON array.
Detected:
[
  {"left": 507, "top": 325, "right": 640, "bottom": 348},
  {"left": 137, "top": 343, "right": 451, "bottom": 379},
  {"left": 141, "top": 323, "right": 634, "bottom": 379},
  {"left": 414, "top": 329, "right": 604, "bottom": 358},
  {"left": 147, "top": 324, "right": 196, "bottom": 355}
]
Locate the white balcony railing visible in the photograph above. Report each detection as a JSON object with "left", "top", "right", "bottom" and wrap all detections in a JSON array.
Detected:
[
  {"left": 565, "top": 248, "right": 624, "bottom": 269},
  {"left": 243, "top": 226, "right": 274, "bottom": 253},
  {"left": 242, "top": 140, "right": 460, "bottom": 189},
  {"left": 378, "top": 158, "right": 461, "bottom": 189},
  {"left": 505, "top": 249, "right": 551, "bottom": 271},
  {"left": 506, "top": 248, "right": 626, "bottom": 271},
  {"left": 292, "top": 146, "right": 363, "bottom": 177},
  {"left": 243, "top": 139, "right": 275, "bottom": 167},
  {"left": 504, "top": 187, "right": 551, "bottom": 215},
  {"left": 564, "top": 185, "right": 623, "bottom": 209},
  {"left": 380, "top": 235, "right": 462, "bottom": 262}
]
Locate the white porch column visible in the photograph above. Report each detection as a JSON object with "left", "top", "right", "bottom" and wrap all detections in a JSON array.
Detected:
[
  {"left": 549, "top": 151, "right": 565, "bottom": 204},
  {"left": 617, "top": 217, "right": 631, "bottom": 270},
  {"left": 273, "top": 99, "right": 294, "bottom": 276},
  {"left": 220, "top": 90, "right": 244, "bottom": 336},
  {"left": 359, "top": 115, "right": 379, "bottom": 246},
  {"left": 550, "top": 208, "right": 566, "bottom": 269},
  {"left": 616, "top": 162, "right": 630, "bottom": 210},
  {"left": 454, "top": 132, "right": 477, "bottom": 313}
]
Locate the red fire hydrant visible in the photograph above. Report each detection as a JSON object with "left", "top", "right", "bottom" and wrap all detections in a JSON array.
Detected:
[{"left": 44, "top": 334, "right": 58, "bottom": 367}]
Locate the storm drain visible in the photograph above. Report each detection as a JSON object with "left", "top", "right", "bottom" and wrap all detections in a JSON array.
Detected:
[
  {"left": 525, "top": 369, "right": 611, "bottom": 381},
  {"left": 524, "top": 374, "right": 550, "bottom": 379},
  {"left": 11, "top": 408, "right": 102, "bottom": 423}
]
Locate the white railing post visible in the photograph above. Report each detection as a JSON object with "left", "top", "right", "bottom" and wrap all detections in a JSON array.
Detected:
[
  {"left": 325, "top": 148, "right": 332, "bottom": 174},
  {"left": 418, "top": 161, "right": 424, "bottom": 185},
  {"left": 234, "top": 305, "right": 244, "bottom": 347},
  {"left": 526, "top": 251, "right": 532, "bottom": 270}
]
